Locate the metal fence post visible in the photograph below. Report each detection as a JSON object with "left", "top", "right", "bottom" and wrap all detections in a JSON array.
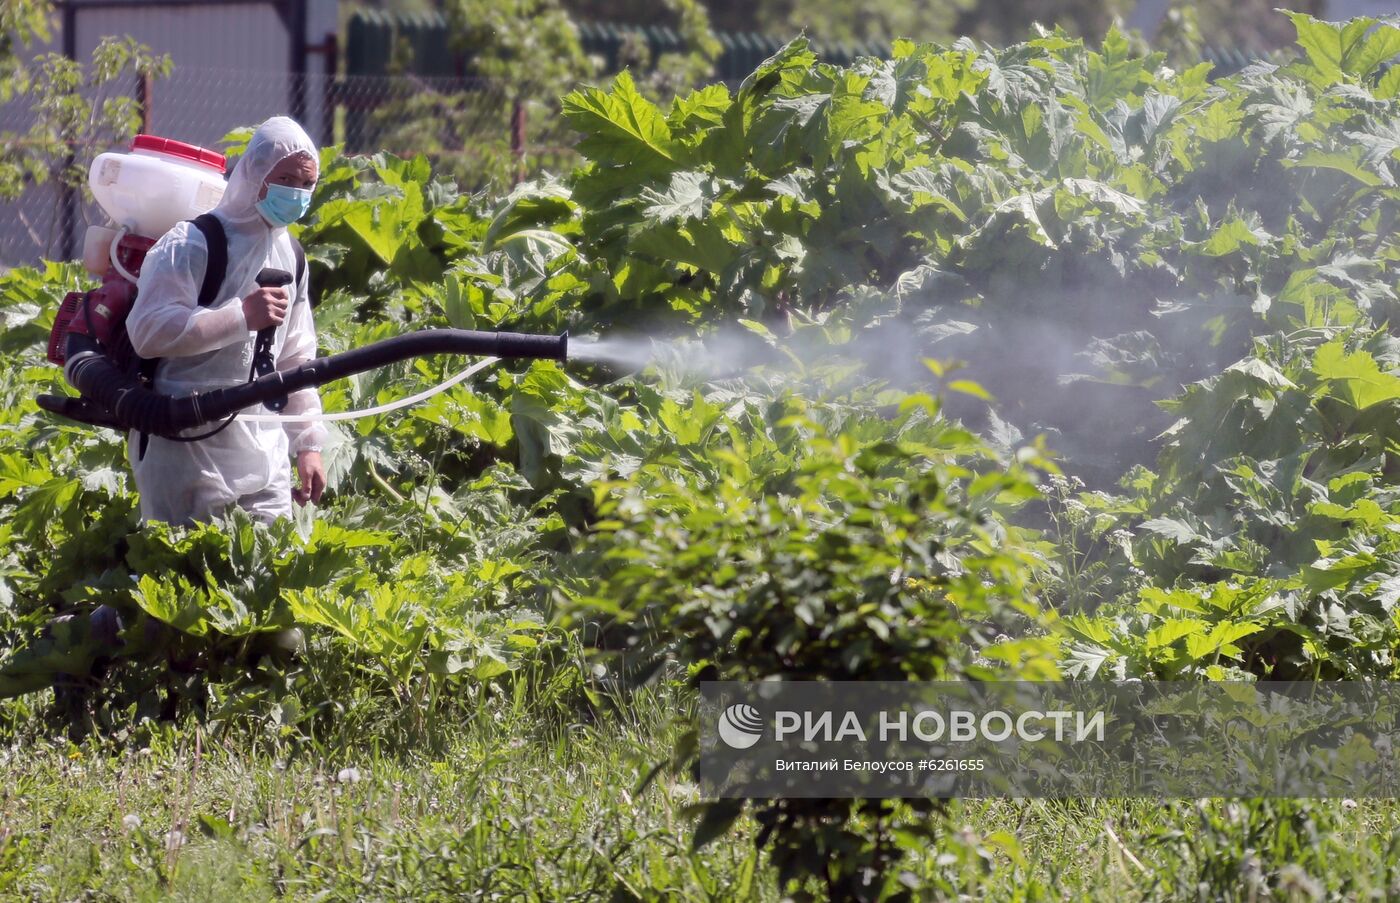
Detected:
[
  {"left": 307, "top": 31, "right": 339, "bottom": 147},
  {"left": 511, "top": 98, "right": 526, "bottom": 185},
  {"left": 58, "top": 1, "right": 78, "bottom": 261},
  {"left": 136, "top": 71, "right": 153, "bottom": 134},
  {"left": 325, "top": 33, "right": 339, "bottom": 146}
]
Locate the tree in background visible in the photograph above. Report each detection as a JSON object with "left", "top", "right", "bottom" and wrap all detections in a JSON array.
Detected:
[
  {"left": 0, "top": 0, "right": 53, "bottom": 198},
  {"left": 355, "top": 0, "right": 594, "bottom": 191},
  {"left": 955, "top": 0, "right": 1130, "bottom": 44},
  {"left": 609, "top": 0, "right": 721, "bottom": 100},
  {"left": 447, "top": 0, "right": 596, "bottom": 89},
  {"left": 347, "top": 0, "right": 1341, "bottom": 64},
  {"left": 361, "top": 0, "right": 718, "bottom": 190},
  {"left": 1, "top": 0, "right": 171, "bottom": 256},
  {"left": 0, "top": 0, "right": 50, "bottom": 102},
  {"left": 695, "top": 0, "right": 974, "bottom": 45},
  {"left": 448, "top": 0, "right": 717, "bottom": 98},
  {"left": 565, "top": 0, "right": 969, "bottom": 44},
  {"left": 564, "top": 0, "right": 1334, "bottom": 49},
  {"left": 1169, "top": 0, "right": 1326, "bottom": 50}
]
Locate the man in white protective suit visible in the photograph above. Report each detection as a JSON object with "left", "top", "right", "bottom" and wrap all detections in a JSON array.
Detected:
[{"left": 126, "top": 116, "right": 329, "bottom": 526}]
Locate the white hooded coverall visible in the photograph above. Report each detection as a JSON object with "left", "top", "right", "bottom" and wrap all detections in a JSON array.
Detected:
[{"left": 125, "top": 117, "right": 329, "bottom": 526}]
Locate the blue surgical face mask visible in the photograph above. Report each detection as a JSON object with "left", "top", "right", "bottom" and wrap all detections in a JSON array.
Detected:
[{"left": 256, "top": 182, "right": 313, "bottom": 227}]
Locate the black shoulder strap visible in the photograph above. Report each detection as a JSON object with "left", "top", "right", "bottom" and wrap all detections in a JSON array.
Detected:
[
  {"left": 136, "top": 213, "right": 229, "bottom": 461},
  {"left": 292, "top": 237, "right": 305, "bottom": 287},
  {"left": 291, "top": 237, "right": 306, "bottom": 302},
  {"left": 190, "top": 213, "right": 227, "bottom": 308}
]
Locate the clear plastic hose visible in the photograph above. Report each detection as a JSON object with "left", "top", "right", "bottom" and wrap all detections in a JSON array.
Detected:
[
  {"left": 109, "top": 226, "right": 140, "bottom": 286},
  {"left": 235, "top": 357, "right": 499, "bottom": 423}
]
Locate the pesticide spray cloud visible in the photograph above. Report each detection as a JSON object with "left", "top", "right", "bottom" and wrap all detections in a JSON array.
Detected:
[
  {"left": 568, "top": 282, "right": 1239, "bottom": 490},
  {"left": 568, "top": 329, "right": 788, "bottom": 379},
  {"left": 567, "top": 335, "right": 663, "bottom": 370}
]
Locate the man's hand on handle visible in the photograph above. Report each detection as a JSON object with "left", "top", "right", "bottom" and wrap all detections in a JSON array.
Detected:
[
  {"left": 242, "top": 284, "right": 289, "bottom": 331},
  {"left": 294, "top": 450, "right": 326, "bottom": 506}
]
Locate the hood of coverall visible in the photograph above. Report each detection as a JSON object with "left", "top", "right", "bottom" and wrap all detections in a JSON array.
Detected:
[{"left": 214, "top": 116, "right": 318, "bottom": 225}]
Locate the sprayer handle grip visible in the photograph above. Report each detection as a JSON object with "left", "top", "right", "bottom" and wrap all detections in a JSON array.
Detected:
[
  {"left": 250, "top": 269, "right": 292, "bottom": 412},
  {"left": 255, "top": 268, "right": 293, "bottom": 289}
]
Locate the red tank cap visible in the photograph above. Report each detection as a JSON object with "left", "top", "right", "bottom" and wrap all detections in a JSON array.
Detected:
[{"left": 130, "top": 134, "right": 226, "bottom": 173}]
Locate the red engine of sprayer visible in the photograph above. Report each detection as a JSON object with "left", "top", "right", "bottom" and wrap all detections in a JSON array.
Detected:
[{"left": 46, "top": 233, "right": 156, "bottom": 368}]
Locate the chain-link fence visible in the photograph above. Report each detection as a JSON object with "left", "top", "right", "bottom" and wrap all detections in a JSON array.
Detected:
[
  {"left": 331, "top": 72, "right": 580, "bottom": 188},
  {"left": 0, "top": 67, "right": 580, "bottom": 269}
]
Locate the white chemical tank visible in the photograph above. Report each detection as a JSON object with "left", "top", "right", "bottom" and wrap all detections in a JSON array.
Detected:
[{"left": 88, "top": 134, "right": 227, "bottom": 243}]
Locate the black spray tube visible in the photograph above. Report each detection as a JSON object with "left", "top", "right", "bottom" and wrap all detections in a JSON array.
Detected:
[
  {"left": 42, "top": 329, "right": 568, "bottom": 436},
  {"left": 197, "top": 329, "right": 569, "bottom": 421}
]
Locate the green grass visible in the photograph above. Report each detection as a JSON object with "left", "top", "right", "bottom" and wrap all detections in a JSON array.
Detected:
[
  {"left": 0, "top": 682, "right": 771, "bottom": 901},
  {"left": 1, "top": 680, "right": 1399, "bottom": 901}
]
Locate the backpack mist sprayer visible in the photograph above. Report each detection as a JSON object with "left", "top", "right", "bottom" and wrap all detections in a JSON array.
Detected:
[{"left": 37, "top": 134, "right": 567, "bottom": 439}]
